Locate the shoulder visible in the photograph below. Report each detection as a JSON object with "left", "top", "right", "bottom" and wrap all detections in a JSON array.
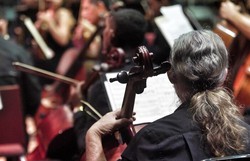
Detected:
[
  {"left": 131, "top": 103, "right": 193, "bottom": 142},
  {"left": 122, "top": 106, "right": 205, "bottom": 160},
  {"left": 56, "top": 8, "right": 75, "bottom": 24},
  {"left": 0, "top": 38, "right": 31, "bottom": 60},
  {"left": 140, "top": 102, "right": 197, "bottom": 137},
  {"left": 56, "top": 8, "right": 74, "bottom": 17}
]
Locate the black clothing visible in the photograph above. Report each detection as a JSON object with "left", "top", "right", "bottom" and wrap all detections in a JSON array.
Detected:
[
  {"left": 244, "top": 109, "right": 250, "bottom": 125},
  {"left": 121, "top": 102, "right": 250, "bottom": 161},
  {"left": 0, "top": 37, "right": 41, "bottom": 116}
]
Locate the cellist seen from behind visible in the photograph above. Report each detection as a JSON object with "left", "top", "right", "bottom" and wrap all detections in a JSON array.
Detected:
[{"left": 85, "top": 30, "right": 250, "bottom": 161}]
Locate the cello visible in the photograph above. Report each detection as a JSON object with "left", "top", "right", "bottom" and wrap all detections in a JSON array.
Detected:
[
  {"left": 13, "top": 46, "right": 127, "bottom": 161},
  {"left": 81, "top": 45, "right": 171, "bottom": 161},
  {"left": 13, "top": 62, "right": 80, "bottom": 160},
  {"left": 230, "top": 35, "right": 250, "bottom": 113}
]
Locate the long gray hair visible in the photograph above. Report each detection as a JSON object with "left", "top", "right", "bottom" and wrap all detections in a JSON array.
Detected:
[{"left": 170, "top": 30, "right": 248, "bottom": 156}]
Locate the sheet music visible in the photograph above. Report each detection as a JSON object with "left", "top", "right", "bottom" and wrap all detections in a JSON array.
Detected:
[
  {"left": 104, "top": 72, "right": 180, "bottom": 125},
  {"left": 154, "top": 4, "right": 194, "bottom": 47},
  {"left": 0, "top": 94, "right": 2, "bottom": 110}
]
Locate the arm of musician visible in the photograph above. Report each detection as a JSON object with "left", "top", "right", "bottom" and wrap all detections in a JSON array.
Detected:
[
  {"left": 86, "top": 36, "right": 101, "bottom": 59},
  {"left": 46, "top": 8, "right": 75, "bottom": 46},
  {"left": 85, "top": 110, "right": 134, "bottom": 161},
  {"left": 74, "top": 19, "right": 101, "bottom": 59},
  {"left": 0, "top": 18, "right": 9, "bottom": 39},
  {"left": 50, "top": 8, "right": 75, "bottom": 45},
  {"left": 85, "top": 126, "right": 106, "bottom": 161},
  {"left": 220, "top": 1, "right": 250, "bottom": 40}
]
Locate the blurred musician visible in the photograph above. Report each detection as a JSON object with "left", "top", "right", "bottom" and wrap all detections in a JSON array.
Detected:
[
  {"left": 51, "top": 0, "right": 109, "bottom": 109},
  {"left": 72, "top": 8, "right": 147, "bottom": 158},
  {"left": 55, "top": 0, "right": 109, "bottom": 81},
  {"left": 0, "top": 17, "right": 41, "bottom": 118},
  {"left": 34, "top": 0, "right": 75, "bottom": 86}
]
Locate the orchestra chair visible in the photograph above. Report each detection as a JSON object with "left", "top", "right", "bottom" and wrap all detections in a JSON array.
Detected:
[
  {"left": 201, "top": 154, "right": 250, "bottom": 161},
  {"left": 0, "top": 85, "right": 27, "bottom": 161}
]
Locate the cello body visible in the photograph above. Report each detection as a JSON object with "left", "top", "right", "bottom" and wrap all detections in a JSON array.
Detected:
[
  {"left": 213, "top": 17, "right": 250, "bottom": 112},
  {"left": 213, "top": 0, "right": 250, "bottom": 111},
  {"left": 234, "top": 56, "right": 250, "bottom": 110},
  {"left": 213, "top": 20, "right": 238, "bottom": 50},
  {"left": 27, "top": 106, "right": 78, "bottom": 161},
  {"left": 231, "top": 37, "right": 250, "bottom": 112}
]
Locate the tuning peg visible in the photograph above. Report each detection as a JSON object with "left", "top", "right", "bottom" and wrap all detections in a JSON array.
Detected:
[{"left": 109, "top": 71, "right": 129, "bottom": 83}]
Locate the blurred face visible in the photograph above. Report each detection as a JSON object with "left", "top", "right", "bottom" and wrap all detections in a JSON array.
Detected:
[
  {"left": 102, "top": 14, "right": 114, "bottom": 55},
  {"left": 81, "top": 0, "right": 102, "bottom": 25}
]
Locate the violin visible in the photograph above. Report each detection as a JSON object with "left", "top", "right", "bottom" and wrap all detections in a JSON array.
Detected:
[{"left": 80, "top": 46, "right": 171, "bottom": 160}]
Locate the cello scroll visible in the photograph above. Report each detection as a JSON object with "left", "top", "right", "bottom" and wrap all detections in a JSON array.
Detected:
[{"left": 110, "top": 46, "right": 171, "bottom": 144}]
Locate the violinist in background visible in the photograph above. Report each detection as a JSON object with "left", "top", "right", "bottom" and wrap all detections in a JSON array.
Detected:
[
  {"left": 62, "top": 0, "right": 110, "bottom": 109},
  {"left": 55, "top": 0, "right": 109, "bottom": 82},
  {"left": 34, "top": 0, "right": 75, "bottom": 86},
  {"left": 53, "top": 0, "right": 109, "bottom": 108},
  {"left": 219, "top": 0, "right": 250, "bottom": 120},
  {"left": 85, "top": 30, "right": 250, "bottom": 160},
  {"left": 73, "top": 8, "right": 147, "bottom": 158}
]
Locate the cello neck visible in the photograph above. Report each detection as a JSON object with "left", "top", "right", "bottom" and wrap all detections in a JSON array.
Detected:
[
  {"left": 118, "top": 75, "right": 146, "bottom": 144},
  {"left": 110, "top": 46, "right": 171, "bottom": 144}
]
